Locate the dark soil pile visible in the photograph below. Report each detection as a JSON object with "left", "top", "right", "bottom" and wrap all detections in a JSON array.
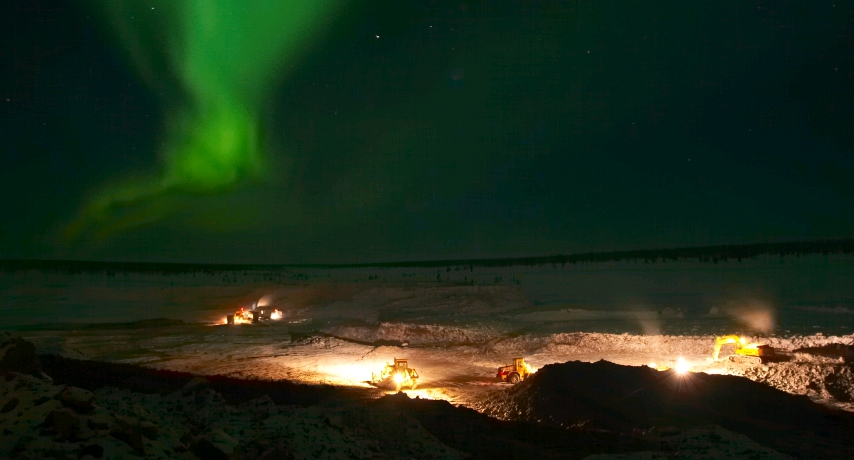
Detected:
[
  {"left": 374, "top": 392, "right": 654, "bottom": 460},
  {"left": 794, "top": 343, "right": 854, "bottom": 363},
  {"left": 474, "top": 360, "right": 854, "bottom": 459}
]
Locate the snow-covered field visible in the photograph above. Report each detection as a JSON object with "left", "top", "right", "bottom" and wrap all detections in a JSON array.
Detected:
[
  {"left": 2, "top": 255, "right": 854, "bottom": 458},
  {"left": 4, "top": 254, "right": 854, "bottom": 332}
]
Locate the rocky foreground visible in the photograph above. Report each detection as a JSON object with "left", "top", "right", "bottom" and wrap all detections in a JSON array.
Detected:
[{"left": 3, "top": 331, "right": 854, "bottom": 459}]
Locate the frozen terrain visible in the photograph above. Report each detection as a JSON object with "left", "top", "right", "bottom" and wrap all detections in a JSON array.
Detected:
[{"left": 2, "top": 254, "right": 854, "bottom": 458}]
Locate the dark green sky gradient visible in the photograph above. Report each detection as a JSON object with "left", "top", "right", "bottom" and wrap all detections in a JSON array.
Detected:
[{"left": 1, "top": 1, "right": 852, "bottom": 263}]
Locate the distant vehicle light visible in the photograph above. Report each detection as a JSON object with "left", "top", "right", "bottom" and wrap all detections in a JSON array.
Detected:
[{"left": 675, "top": 357, "right": 691, "bottom": 375}]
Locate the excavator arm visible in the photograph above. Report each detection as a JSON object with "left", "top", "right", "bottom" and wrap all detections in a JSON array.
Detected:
[{"left": 713, "top": 335, "right": 744, "bottom": 361}]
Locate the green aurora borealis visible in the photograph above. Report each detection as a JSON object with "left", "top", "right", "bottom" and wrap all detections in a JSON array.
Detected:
[
  {"left": 64, "top": 0, "right": 340, "bottom": 241},
  {"left": 2, "top": 1, "right": 852, "bottom": 263}
]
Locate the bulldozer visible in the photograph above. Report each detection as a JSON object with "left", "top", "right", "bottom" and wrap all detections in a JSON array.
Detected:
[
  {"left": 712, "top": 335, "right": 777, "bottom": 365},
  {"left": 496, "top": 357, "right": 534, "bottom": 384},
  {"left": 372, "top": 358, "right": 419, "bottom": 391}
]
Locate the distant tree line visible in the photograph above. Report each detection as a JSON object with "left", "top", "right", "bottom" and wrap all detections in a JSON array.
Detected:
[
  {"left": 1, "top": 239, "right": 852, "bottom": 275},
  {"left": 359, "top": 239, "right": 854, "bottom": 269}
]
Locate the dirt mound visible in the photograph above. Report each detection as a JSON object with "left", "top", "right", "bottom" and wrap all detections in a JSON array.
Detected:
[
  {"left": 374, "top": 392, "right": 654, "bottom": 460},
  {"left": 793, "top": 343, "right": 854, "bottom": 363},
  {"left": 25, "top": 352, "right": 653, "bottom": 460},
  {"left": 743, "top": 362, "right": 854, "bottom": 406},
  {"left": 825, "top": 368, "right": 854, "bottom": 402},
  {"left": 473, "top": 360, "right": 854, "bottom": 459}
]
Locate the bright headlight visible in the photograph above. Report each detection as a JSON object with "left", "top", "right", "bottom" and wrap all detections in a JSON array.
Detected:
[{"left": 675, "top": 357, "right": 690, "bottom": 375}]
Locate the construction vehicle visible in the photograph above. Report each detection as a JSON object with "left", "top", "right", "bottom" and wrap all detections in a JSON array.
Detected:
[
  {"left": 496, "top": 357, "right": 534, "bottom": 384},
  {"left": 372, "top": 358, "right": 419, "bottom": 391},
  {"left": 226, "top": 305, "right": 281, "bottom": 325},
  {"left": 712, "top": 335, "right": 777, "bottom": 365}
]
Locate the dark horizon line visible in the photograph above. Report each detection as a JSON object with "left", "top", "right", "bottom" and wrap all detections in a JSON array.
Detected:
[{"left": 1, "top": 239, "right": 853, "bottom": 274}]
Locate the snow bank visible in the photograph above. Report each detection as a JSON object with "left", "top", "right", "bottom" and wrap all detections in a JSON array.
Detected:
[
  {"left": 513, "top": 308, "right": 684, "bottom": 322},
  {"left": 763, "top": 333, "right": 854, "bottom": 351},
  {"left": 92, "top": 386, "right": 465, "bottom": 460},
  {"left": 486, "top": 332, "right": 721, "bottom": 360},
  {"left": 490, "top": 332, "right": 854, "bottom": 360},
  {"left": 2, "top": 337, "right": 466, "bottom": 460},
  {"left": 324, "top": 322, "right": 500, "bottom": 346}
]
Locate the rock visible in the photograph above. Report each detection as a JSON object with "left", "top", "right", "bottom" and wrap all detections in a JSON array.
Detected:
[
  {"left": 257, "top": 440, "right": 295, "bottom": 460},
  {"left": 658, "top": 426, "right": 681, "bottom": 437},
  {"left": 59, "top": 386, "right": 94, "bottom": 413},
  {"left": 138, "top": 420, "right": 159, "bottom": 440},
  {"left": 324, "top": 413, "right": 343, "bottom": 428},
  {"left": 0, "top": 335, "right": 37, "bottom": 374},
  {"left": 10, "top": 372, "right": 56, "bottom": 393},
  {"left": 180, "top": 377, "right": 209, "bottom": 395},
  {"left": 109, "top": 415, "right": 146, "bottom": 453},
  {"left": 191, "top": 429, "right": 239, "bottom": 460},
  {"left": 47, "top": 407, "right": 82, "bottom": 440},
  {"left": 87, "top": 410, "right": 112, "bottom": 430},
  {"left": 1, "top": 396, "right": 19, "bottom": 413},
  {"left": 94, "top": 436, "right": 137, "bottom": 460},
  {"left": 0, "top": 375, "right": 63, "bottom": 437},
  {"left": 81, "top": 442, "right": 104, "bottom": 458}
]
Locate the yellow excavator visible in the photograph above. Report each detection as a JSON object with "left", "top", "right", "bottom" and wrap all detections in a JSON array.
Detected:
[{"left": 712, "top": 335, "right": 777, "bottom": 365}]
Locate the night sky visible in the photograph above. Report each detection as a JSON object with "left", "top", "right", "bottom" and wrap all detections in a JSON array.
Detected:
[{"left": 2, "top": 1, "right": 852, "bottom": 264}]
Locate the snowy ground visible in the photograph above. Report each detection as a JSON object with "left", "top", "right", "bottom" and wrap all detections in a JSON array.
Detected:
[
  {"left": 16, "top": 318, "right": 854, "bottom": 413},
  {"left": 3, "top": 257, "right": 854, "bottom": 457}
]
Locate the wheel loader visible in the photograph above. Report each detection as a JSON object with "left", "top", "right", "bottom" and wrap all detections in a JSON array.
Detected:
[
  {"left": 372, "top": 358, "right": 419, "bottom": 391},
  {"left": 226, "top": 304, "right": 281, "bottom": 325},
  {"left": 496, "top": 357, "right": 534, "bottom": 384},
  {"left": 712, "top": 335, "right": 777, "bottom": 365}
]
